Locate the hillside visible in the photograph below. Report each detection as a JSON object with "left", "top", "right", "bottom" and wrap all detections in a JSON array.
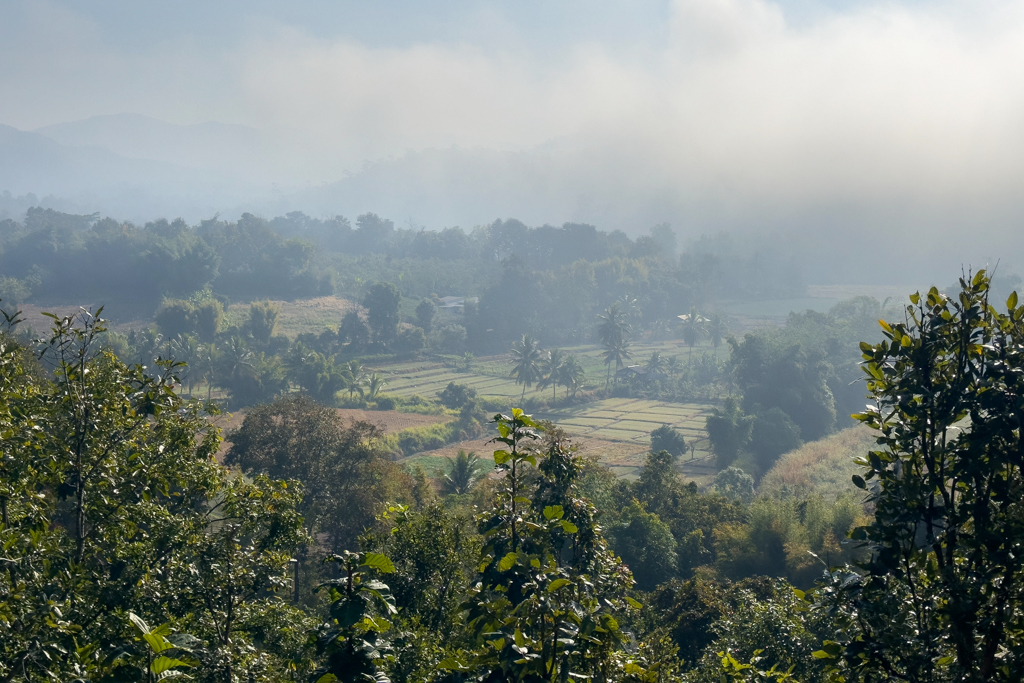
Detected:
[{"left": 759, "top": 425, "right": 877, "bottom": 501}]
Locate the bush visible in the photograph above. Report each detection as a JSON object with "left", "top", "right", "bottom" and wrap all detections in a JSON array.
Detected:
[
  {"left": 374, "top": 396, "right": 396, "bottom": 411},
  {"left": 749, "top": 407, "right": 802, "bottom": 477},
  {"left": 438, "top": 382, "right": 477, "bottom": 410}
]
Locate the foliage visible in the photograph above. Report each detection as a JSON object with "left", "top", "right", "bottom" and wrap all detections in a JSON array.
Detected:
[
  {"left": 438, "top": 381, "right": 477, "bottom": 410},
  {"left": 712, "top": 467, "right": 755, "bottom": 505},
  {"left": 247, "top": 300, "right": 281, "bottom": 345},
  {"left": 364, "top": 282, "right": 402, "bottom": 348},
  {"left": 509, "top": 335, "right": 543, "bottom": 400},
  {"left": 817, "top": 272, "right": 1024, "bottom": 681},
  {"left": 609, "top": 501, "right": 678, "bottom": 591},
  {"left": 650, "top": 425, "right": 686, "bottom": 458},
  {"left": 446, "top": 410, "right": 643, "bottom": 681},
  {"left": 748, "top": 408, "right": 802, "bottom": 478},
  {"left": 706, "top": 397, "right": 754, "bottom": 468},
  {"left": 439, "top": 450, "right": 484, "bottom": 495},
  {"left": 225, "top": 394, "right": 406, "bottom": 554}
]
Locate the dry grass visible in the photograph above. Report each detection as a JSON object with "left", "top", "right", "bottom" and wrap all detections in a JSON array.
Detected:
[
  {"left": 224, "top": 296, "right": 355, "bottom": 339},
  {"left": 759, "top": 425, "right": 878, "bottom": 501}
]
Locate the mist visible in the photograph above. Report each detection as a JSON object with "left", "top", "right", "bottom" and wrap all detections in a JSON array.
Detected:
[{"left": 3, "top": 0, "right": 1024, "bottom": 283}]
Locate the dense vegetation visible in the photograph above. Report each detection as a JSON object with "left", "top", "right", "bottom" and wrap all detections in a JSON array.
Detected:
[{"left": 1, "top": 271, "right": 1023, "bottom": 682}]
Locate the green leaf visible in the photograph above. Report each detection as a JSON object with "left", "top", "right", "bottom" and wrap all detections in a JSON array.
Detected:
[
  {"left": 547, "top": 578, "right": 571, "bottom": 592},
  {"left": 151, "top": 656, "right": 193, "bottom": 675},
  {"left": 626, "top": 596, "right": 643, "bottom": 609},
  {"left": 498, "top": 552, "right": 517, "bottom": 571},
  {"left": 361, "top": 552, "right": 395, "bottom": 574},
  {"left": 559, "top": 520, "right": 578, "bottom": 533},
  {"left": 852, "top": 474, "right": 866, "bottom": 489},
  {"left": 1009, "top": 291, "right": 1018, "bottom": 310},
  {"left": 493, "top": 450, "right": 511, "bottom": 465},
  {"left": 314, "top": 675, "right": 339, "bottom": 683},
  {"left": 543, "top": 505, "right": 565, "bottom": 520},
  {"left": 812, "top": 650, "right": 832, "bottom": 660},
  {"left": 142, "top": 632, "right": 174, "bottom": 654}
]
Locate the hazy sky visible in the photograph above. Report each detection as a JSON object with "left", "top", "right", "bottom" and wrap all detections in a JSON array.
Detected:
[{"left": 3, "top": 0, "right": 1024, "bottom": 275}]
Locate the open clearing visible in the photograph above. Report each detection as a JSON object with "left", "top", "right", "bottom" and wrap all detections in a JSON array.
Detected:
[{"left": 223, "top": 296, "right": 355, "bottom": 339}]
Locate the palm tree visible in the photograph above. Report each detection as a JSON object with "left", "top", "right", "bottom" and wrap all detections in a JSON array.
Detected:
[
  {"left": 708, "top": 313, "right": 728, "bottom": 350},
  {"left": 342, "top": 359, "right": 367, "bottom": 399},
  {"left": 537, "top": 348, "right": 565, "bottom": 400},
  {"left": 678, "top": 307, "right": 709, "bottom": 363},
  {"left": 168, "top": 334, "right": 201, "bottom": 396},
  {"left": 509, "top": 335, "right": 543, "bottom": 400},
  {"left": 195, "top": 343, "right": 217, "bottom": 401},
  {"left": 597, "top": 304, "right": 631, "bottom": 388},
  {"left": 646, "top": 351, "right": 666, "bottom": 375},
  {"left": 439, "top": 450, "right": 483, "bottom": 495},
  {"left": 559, "top": 355, "right": 585, "bottom": 398},
  {"left": 366, "top": 372, "right": 387, "bottom": 400}
]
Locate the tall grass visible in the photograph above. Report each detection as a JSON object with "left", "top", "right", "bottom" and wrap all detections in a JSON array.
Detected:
[{"left": 758, "top": 425, "right": 877, "bottom": 502}]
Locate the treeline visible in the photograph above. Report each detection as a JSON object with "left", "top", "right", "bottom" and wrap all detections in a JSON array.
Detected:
[{"left": 0, "top": 207, "right": 802, "bottom": 349}]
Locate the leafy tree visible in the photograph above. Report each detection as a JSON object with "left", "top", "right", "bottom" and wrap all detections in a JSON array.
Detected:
[
  {"left": 712, "top": 467, "right": 755, "bottom": 505},
  {"left": 341, "top": 359, "right": 367, "bottom": 400},
  {"left": 445, "top": 410, "right": 642, "bottom": 680},
  {"left": 609, "top": 501, "right": 678, "bottom": 590},
  {"left": 338, "top": 309, "right": 371, "bottom": 350},
  {"left": 310, "top": 550, "right": 399, "bottom": 683},
  {"left": 439, "top": 449, "right": 483, "bottom": 495},
  {"left": 748, "top": 407, "right": 801, "bottom": 477},
  {"left": 650, "top": 425, "right": 686, "bottom": 458},
  {"left": 728, "top": 333, "right": 837, "bottom": 441},
  {"left": 363, "top": 282, "right": 401, "bottom": 347},
  {"left": 366, "top": 372, "right": 387, "bottom": 400},
  {"left": 192, "top": 297, "right": 224, "bottom": 343},
  {"left": 415, "top": 298, "right": 436, "bottom": 334},
  {"left": 438, "top": 381, "right": 477, "bottom": 410},
  {"left": 247, "top": 299, "right": 280, "bottom": 345},
  {"left": 285, "top": 342, "right": 346, "bottom": 404},
  {"left": 706, "top": 397, "right": 754, "bottom": 468},
  {"left": 167, "top": 333, "right": 201, "bottom": 396},
  {"left": 225, "top": 395, "right": 406, "bottom": 554},
  {"left": 817, "top": 272, "right": 1024, "bottom": 681},
  {"left": 154, "top": 299, "right": 194, "bottom": 339},
  {"left": 509, "top": 335, "right": 543, "bottom": 400}
]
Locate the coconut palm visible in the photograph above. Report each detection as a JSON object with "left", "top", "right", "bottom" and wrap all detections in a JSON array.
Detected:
[
  {"left": 678, "top": 307, "right": 709, "bottom": 363},
  {"left": 559, "top": 355, "right": 585, "bottom": 398},
  {"left": 341, "top": 359, "right": 367, "bottom": 399},
  {"left": 439, "top": 450, "right": 483, "bottom": 495},
  {"left": 167, "top": 333, "right": 201, "bottom": 396},
  {"left": 537, "top": 348, "right": 565, "bottom": 400},
  {"left": 646, "top": 351, "right": 666, "bottom": 375},
  {"left": 602, "top": 337, "right": 632, "bottom": 387},
  {"left": 509, "top": 335, "right": 543, "bottom": 400},
  {"left": 366, "top": 372, "right": 387, "bottom": 400},
  {"left": 597, "top": 304, "right": 631, "bottom": 387}
]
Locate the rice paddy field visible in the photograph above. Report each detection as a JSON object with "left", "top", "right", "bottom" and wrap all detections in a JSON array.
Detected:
[
  {"left": 397, "top": 396, "right": 721, "bottom": 482},
  {"left": 223, "top": 296, "right": 355, "bottom": 339}
]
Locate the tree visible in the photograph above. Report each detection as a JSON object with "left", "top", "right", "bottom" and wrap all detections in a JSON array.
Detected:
[
  {"left": 439, "top": 382, "right": 477, "bottom": 410},
  {"left": 708, "top": 313, "right": 728, "bottom": 350},
  {"left": 609, "top": 501, "right": 678, "bottom": 590},
  {"left": 598, "top": 303, "right": 631, "bottom": 387},
  {"left": 445, "top": 410, "right": 642, "bottom": 680},
  {"left": 415, "top": 298, "right": 436, "bottom": 334},
  {"left": 366, "top": 372, "right": 387, "bottom": 400},
  {"left": 439, "top": 449, "right": 483, "bottom": 495},
  {"left": 339, "top": 309, "right": 371, "bottom": 349},
  {"left": 247, "top": 300, "right": 280, "bottom": 345},
  {"left": 559, "top": 354, "right": 585, "bottom": 398},
  {"left": 167, "top": 333, "right": 201, "bottom": 396},
  {"left": 537, "top": 348, "right": 565, "bottom": 400},
  {"left": 712, "top": 466, "right": 755, "bottom": 505},
  {"left": 509, "top": 335, "right": 543, "bottom": 400},
  {"left": 818, "top": 272, "right": 1024, "bottom": 682},
  {"left": 363, "top": 282, "right": 401, "bottom": 347},
  {"left": 679, "top": 307, "right": 709, "bottom": 362},
  {"left": 225, "top": 395, "right": 403, "bottom": 554},
  {"left": 651, "top": 424, "right": 687, "bottom": 458},
  {"left": 748, "top": 407, "right": 801, "bottom": 477},
  {"left": 706, "top": 397, "right": 754, "bottom": 468}
]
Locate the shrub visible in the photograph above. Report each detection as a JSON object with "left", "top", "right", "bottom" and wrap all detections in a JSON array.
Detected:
[{"left": 650, "top": 424, "right": 686, "bottom": 458}]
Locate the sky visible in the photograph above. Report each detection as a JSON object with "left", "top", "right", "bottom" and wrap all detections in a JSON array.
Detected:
[{"left": 2, "top": 0, "right": 1024, "bottom": 280}]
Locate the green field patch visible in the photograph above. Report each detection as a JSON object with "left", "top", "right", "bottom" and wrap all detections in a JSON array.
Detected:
[
  {"left": 613, "top": 419, "right": 670, "bottom": 431},
  {"left": 591, "top": 427, "right": 647, "bottom": 440},
  {"left": 585, "top": 410, "right": 628, "bottom": 419},
  {"left": 560, "top": 417, "right": 612, "bottom": 428}
]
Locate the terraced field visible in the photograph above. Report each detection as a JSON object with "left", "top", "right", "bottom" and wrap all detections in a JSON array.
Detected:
[{"left": 371, "top": 360, "right": 526, "bottom": 400}]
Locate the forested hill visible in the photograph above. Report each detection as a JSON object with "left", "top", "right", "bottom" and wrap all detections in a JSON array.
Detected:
[{"left": 0, "top": 208, "right": 802, "bottom": 339}]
